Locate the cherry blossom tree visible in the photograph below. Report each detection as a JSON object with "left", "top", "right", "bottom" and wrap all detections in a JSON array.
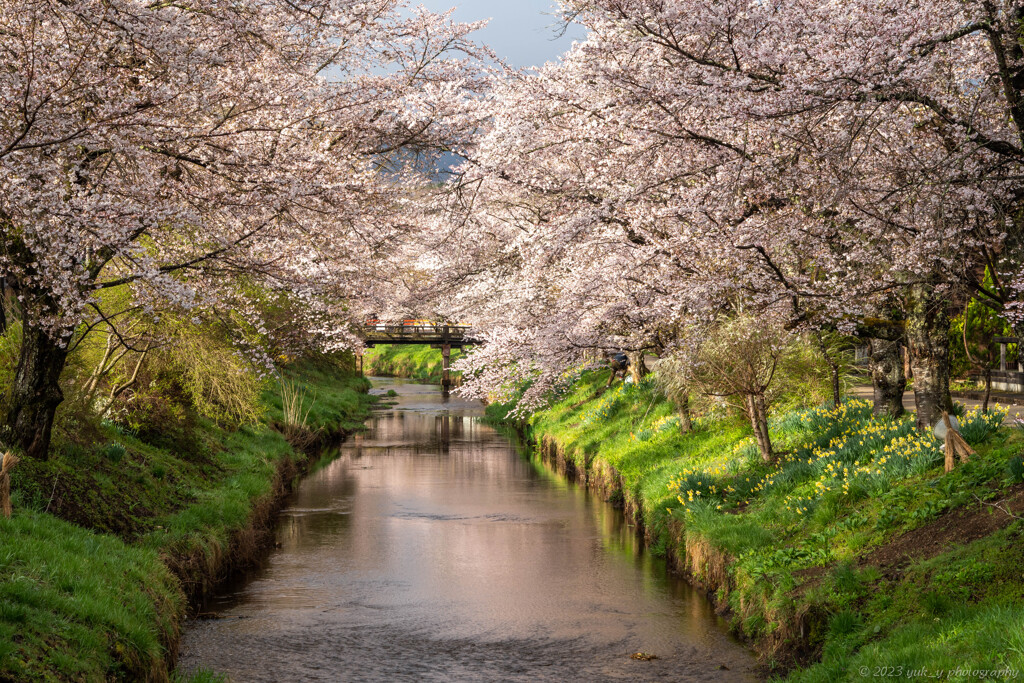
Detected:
[
  {"left": 0, "top": 0, "right": 487, "bottom": 458},
  {"left": 421, "top": 0, "right": 1024, "bottom": 432}
]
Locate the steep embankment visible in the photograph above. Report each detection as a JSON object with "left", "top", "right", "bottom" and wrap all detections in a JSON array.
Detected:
[
  {"left": 363, "top": 344, "right": 460, "bottom": 383},
  {"left": 0, "top": 358, "right": 374, "bottom": 682},
  {"left": 497, "top": 371, "right": 1024, "bottom": 680}
]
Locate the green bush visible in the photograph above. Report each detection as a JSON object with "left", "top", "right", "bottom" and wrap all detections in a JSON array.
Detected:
[
  {"left": 0, "top": 320, "right": 21, "bottom": 413},
  {"left": 163, "top": 323, "right": 268, "bottom": 425}
]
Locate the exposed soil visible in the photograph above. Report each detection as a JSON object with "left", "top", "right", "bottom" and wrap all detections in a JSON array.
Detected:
[
  {"left": 786, "top": 484, "right": 1024, "bottom": 601},
  {"left": 860, "top": 484, "right": 1024, "bottom": 577}
]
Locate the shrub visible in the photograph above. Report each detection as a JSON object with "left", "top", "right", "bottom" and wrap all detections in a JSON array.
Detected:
[
  {"left": 0, "top": 321, "right": 21, "bottom": 413},
  {"left": 119, "top": 377, "right": 200, "bottom": 455},
  {"left": 167, "top": 329, "right": 267, "bottom": 426}
]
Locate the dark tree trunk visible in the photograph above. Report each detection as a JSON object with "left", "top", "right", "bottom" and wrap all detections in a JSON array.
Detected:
[
  {"left": 0, "top": 278, "right": 6, "bottom": 336},
  {"left": 868, "top": 337, "right": 906, "bottom": 419},
  {"left": 677, "top": 392, "right": 692, "bottom": 433},
  {"left": 905, "top": 284, "right": 954, "bottom": 431},
  {"left": 627, "top": 350, "right": 648, "bottom": 385},
  {"left": 830, "top": 364, "right": 841, "bottom": 407},
  {"left": 982, "top": 367, "right": 992, "bottom": 413},
  {"left": 746, "top": 393, "right": 773, "bottom": 462},
  {"left": 5, "top": 323, "right": 69, "bottom": 459}
]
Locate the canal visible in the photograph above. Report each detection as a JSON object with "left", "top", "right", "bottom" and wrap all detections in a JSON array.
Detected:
[{"left": 177, "top": 379, "right": 756, "bottom": 681}]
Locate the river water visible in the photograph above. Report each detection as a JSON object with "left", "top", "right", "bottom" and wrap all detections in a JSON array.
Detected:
[{"left": 177, "top": 379, "right": 756, "bottom": 682}]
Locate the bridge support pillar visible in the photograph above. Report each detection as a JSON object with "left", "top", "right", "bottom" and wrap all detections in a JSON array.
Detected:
[{"left": 441, "top": 344, "right": 451, "bottom": 395}]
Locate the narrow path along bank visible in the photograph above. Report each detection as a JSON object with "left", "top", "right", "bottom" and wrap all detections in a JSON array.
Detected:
[
  {"left": 849, "top": 385, "right": 1024, "bottom": 419},
  {"left": 176, "top": 379, "right": 757, "bottom": 682}
]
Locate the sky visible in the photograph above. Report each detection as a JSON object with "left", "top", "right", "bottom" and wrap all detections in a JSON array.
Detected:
[{"left": 417, "top": 1, "right": 588, "bottom": 68}]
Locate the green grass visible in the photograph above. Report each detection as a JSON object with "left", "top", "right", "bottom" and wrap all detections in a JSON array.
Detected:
[
  {"left": 265, "top": 357, "right": 372, "bottom": 434},
  {"left": 0, "top": 513, "right": 181, "bottom": 682},
  {"left": 1, "top": 355, "right": 375, "bottom": 681},
  {"left": 512, "top": 369, "right": 1024, "bottom": 678},
  {"left": 788, "top": 526, "right": 1024, "bottom": 681},
  {"left": 172, "top": 667, "right": 228, "bottom": 683},
  {"left": 363, "top": 344, "right": 461, "bottom": 383}
]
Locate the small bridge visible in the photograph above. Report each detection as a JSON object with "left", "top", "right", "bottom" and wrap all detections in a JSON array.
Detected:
[{"left": 360, "top": 323, "right": 477, "bottom": 392}]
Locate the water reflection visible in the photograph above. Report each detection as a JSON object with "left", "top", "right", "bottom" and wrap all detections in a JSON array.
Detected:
[{"left": 177, "top": 379, "right": 756, "bottom": 682}]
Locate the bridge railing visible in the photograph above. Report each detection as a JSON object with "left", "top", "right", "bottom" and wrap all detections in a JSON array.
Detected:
[{"left": 364, "top": 323, "right": 473, "bottom": 337}]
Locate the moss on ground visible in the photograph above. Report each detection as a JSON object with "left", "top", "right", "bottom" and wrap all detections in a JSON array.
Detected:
[
  {"left": 503, "top": 370, "right": 1024, "bottom": 680},
  {"left": 0, "top": 356, "right": 374, "bottom": 682}
]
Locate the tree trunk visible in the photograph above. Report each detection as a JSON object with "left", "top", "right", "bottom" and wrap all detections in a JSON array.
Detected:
[
  {"left": 905, "top": 283, "right": 954, "bottom": 431},
  {"left": 814, "top": 332, "right": 842, "bottom": 406},
  {"left": 0, "top": 278, "right": 6, "bottom": 336},
  {"left": 627, "top": 350, "right": 648, "bottom": 385},
  {"left": 868, "top": 337, "right": 906, "bottom": 419},
  {"left": 105, "top": 346, "right": 151, "bottom": 412},
  {"left": 677, "top": 392, "right": 692, "bottom": 433},
  {"left": 746, "top": 393, "right": 773, "bottom": 462},
  {"left": 982, "top": 367, "right": 992, "bottom": 413},
  {"left": 830, "top": 364, "right": 841, "bottom": 407},
  {"left": 5, "top": 323, "right": 69, "bottom": 459}
]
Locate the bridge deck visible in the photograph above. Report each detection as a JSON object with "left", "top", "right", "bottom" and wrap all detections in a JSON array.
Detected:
[{"left": 362, "top": 325, "right": 476, "bottom": 348}]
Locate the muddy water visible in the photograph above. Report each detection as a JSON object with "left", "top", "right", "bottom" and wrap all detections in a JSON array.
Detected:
[{"left": 177, "top": 379, "right": 756, "bottom": 682}]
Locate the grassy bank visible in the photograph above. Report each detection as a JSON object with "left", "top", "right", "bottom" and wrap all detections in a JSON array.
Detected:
[
  {"left": 363, "top": 344, "right": 460, "bottom": 383},
  {"left": 494, "top": 371, "right": 1024, "bottom": 680},
  {"left": 1, "top": 356, "right": 374, "bottom": 682}
]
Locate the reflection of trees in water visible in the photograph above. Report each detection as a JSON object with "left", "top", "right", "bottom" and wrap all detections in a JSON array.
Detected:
[
  {"left": 276, "top": 460, "right": 359, "bottom": 552},
  {"left": 180, "top": 393, "right": 755, "bottom": 682},
  {"left": 361, "top": 412, "right": 478, "bottom": 456},
  {"left": 436, "top": 413, "right": 471, "bottom": 454}
]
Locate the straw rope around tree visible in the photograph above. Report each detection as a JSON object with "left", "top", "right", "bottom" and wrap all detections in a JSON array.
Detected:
[
  {"left": 942, "top": 411, "right": 975, "bottom": 474},
  {"left": 1, "top": 451, "right": 19, "bottom": 518}
]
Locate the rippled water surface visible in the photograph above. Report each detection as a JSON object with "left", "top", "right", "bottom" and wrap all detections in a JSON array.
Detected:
[{"left": 177, "top": 379, "right": 756, "bottom": 682}]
